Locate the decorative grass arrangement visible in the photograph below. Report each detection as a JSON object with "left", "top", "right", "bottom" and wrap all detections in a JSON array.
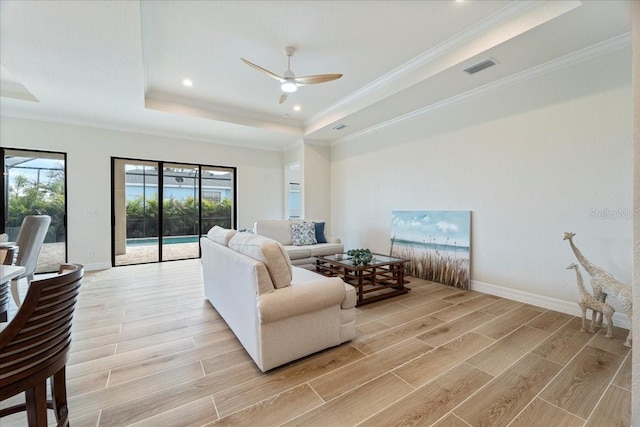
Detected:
[{"left": 391, "top": 238, "right": 469, "bottom": 290}]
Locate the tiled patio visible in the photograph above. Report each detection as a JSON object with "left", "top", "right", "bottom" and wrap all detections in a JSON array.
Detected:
[
  {"left": 115, "top": 242, "right": 200, "bottom": 265},
  {"left": 36, "top": 241, "right": 200, "bottom": 272}
]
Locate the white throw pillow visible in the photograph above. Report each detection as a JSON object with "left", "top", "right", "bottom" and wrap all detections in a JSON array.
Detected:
[
  {"left": 229, "top": 232, "right": 293, "bottom": 288},
  {"left": 291, "top": 222, "right": 317, "bottom": 246},
  {"left": 206, "top": 226, "right": 237, "bottom": 246}
]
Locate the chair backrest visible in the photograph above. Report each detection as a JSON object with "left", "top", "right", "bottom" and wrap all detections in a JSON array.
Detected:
[
  {"left": 0, "top": 263, "right": 83, "bottom": 399},
  {"left": 14, "top": 215, "right": 51, "bottom": 275}
]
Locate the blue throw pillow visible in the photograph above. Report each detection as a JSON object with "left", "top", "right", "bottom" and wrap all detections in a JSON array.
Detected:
[{"left": 315, "top": 222, "right": 327, "bottom": 243}]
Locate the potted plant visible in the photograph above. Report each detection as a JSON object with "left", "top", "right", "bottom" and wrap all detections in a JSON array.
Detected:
[{"left": 347, "top": 248, "right": 373, "bottom": 266}]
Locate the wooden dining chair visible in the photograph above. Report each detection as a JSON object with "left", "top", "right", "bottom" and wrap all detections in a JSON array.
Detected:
[{"left": 0, "top": 263, "right": 83, "bottom": 427}]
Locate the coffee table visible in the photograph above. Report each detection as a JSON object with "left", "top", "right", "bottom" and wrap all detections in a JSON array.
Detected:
[{"left": 315, "top": 253, "right": 410, "bottom": 306}]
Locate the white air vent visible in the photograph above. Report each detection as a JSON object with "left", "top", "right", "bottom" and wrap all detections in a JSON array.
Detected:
[
  {"left": 464, "top": 59, "right": 497, "bottom": 75},
  {"left": 332, "top": 124, "right": 346, "bottom": 130}
]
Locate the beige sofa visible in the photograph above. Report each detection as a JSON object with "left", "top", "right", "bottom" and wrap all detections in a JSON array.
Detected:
[
  {"left": 200, "top": 226, "right": 356, "bottom": 372},
  {"left": 254, "top": 219, "right": 344, "bottom": 267}
]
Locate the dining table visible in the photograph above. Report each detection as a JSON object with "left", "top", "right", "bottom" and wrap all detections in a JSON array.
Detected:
[{"left": 1, "top": 265, "right": 25, "bottom": 322}]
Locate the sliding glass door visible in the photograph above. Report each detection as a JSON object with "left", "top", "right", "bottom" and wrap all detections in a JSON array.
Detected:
[
  {"left": 201, "top": 166, "right": 234, "bottom": 232},
  {"left": 161, "top": 163, "right": 200, "bottom": 262},
  {"left": 2, "top": 148, "right": 67, "bottom": 273},
  {"left": 113, "top": 160, "right": 159, "bottom": 265},
  {"left": 112, "top": 158, "right": 235, "bottom": 266}
]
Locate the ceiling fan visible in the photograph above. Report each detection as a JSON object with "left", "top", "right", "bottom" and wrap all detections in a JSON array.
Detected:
[{"left": 241, "top": 47, "right": 343, "bottom": 104}]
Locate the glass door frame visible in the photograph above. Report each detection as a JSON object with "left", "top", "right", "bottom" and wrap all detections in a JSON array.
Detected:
[
  {"left": 161, "top": 162, "right": 200, "bottom": 262},
  {"left": 2, "top": 147, "right": 68, "bottom": 273},
  {"left": 111, "top": 156, "right": 237, "bottom": 267}
]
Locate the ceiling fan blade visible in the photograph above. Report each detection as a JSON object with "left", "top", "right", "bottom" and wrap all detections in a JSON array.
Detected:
[
  {"left": 279, "top": 93, "right": 288, "bottom": 104},
  {"left": 294, "top": 73, "right": 343, "bottom": 86},
  {"left": 241, "top": 58, "right": 285, "bottom": 83}
]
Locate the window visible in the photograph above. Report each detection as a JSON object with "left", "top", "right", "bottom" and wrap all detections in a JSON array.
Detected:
[
  {"left": 203, "top": 190, "right": 222, "bottom": 203},
  {"left": 285, "top": 162, "right": 302, "bottom": 219}
]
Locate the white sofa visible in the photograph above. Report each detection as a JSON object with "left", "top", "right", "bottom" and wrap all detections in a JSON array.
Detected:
[
  {"left": 200, "top": 226, "right": 356, "bottom": 372},
  {"left": 254, "top": 219, "right": 344, "bottom": 267}
]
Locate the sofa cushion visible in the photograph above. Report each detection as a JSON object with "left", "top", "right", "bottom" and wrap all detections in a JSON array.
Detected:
[
  {"left": 308, "top": 242, "right": 345, "bottom": 257},
  {"left": 254, "top": 220, "right": 292, "bottom": 245},
  {"left": 291, "top": 222, "right": 317, "bottom": 246},
  {"left": 286, "top": 247, "right": 312, "bottom": 260},
  {"left": 206, "top": 226, "right": 237, "bottom": 246},
  {"left": 258, "top": 274, "right": 346, "bottom": 323},
  {"left": 283, "top": 243, "right": 344, "bottom": 258},
  {"left": 314, "top": 222, "right": 327, "bottom": 244},
  {"left": 229, "top": 232, "right": 293, "bottom": 289}
]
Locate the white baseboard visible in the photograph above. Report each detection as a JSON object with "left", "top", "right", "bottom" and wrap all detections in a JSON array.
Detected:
[
  {"left": 471, "top": 280, "right": 631, "bottom": 330},
  {"left": 83, "top": 261, "right": 112, "bottom": 271}
]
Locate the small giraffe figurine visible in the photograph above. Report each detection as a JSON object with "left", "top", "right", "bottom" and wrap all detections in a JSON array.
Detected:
[
  {"left": 564, "top": 232, "right": 632, "bottom": 347},
  {"left": 566, "top": 263, "right": 614, "bottom": 338}
]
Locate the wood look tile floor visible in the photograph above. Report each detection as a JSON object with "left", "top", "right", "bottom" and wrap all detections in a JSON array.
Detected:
[{"left": 1, "top": 259, "right": 632, "bottom": 426}]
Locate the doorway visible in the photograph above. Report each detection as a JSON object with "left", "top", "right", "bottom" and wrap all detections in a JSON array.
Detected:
[
  {"left": 112, "top": 158, "right": 236, "bottom": 266},
  {"left": 2, "top": 148, "right": 67, "bottom": 273}
]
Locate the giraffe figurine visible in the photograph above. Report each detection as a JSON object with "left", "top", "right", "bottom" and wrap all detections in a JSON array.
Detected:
[
  {"left": 564, "top": 232, "right": 633, "bottom": 347},
  {"left": 563, "top": 231, "right": 611, "bottom": 326},
  {"left": 566, "top": 263, "right": 614, "bottom": 338},
  {"left": 563, "top": 232, "right": 615, "bottom": 279}
]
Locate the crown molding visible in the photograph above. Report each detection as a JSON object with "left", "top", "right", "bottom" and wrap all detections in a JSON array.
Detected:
[
  {"left": 305, "top": 0, "right": 582, "bottom": 136},
  {"left": 145, "top": 92, "right": 304, "bottom": 136},
  {"left": 332, "top": 32, "right": 631, "bottom": 146},
  {"left": 0, "top": 109, "right": 286, "bottom": 152}
]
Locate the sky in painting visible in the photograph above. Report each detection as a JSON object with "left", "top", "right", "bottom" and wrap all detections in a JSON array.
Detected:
[{"left": 391, "top": 210, "right": 471, "bottom": 247}]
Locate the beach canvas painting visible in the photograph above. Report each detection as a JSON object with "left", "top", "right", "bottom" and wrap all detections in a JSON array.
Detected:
[{"left": 391, "top": 210, "right": 471, "bottom": 289}]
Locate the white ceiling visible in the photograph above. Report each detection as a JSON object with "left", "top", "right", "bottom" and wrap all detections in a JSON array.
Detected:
[{"left": 0, "top": 1, "right": 632, "bottom": 151}]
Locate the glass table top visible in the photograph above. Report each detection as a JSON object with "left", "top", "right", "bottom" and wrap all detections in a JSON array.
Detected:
[{"left": 317, "top": 253, "right": 408, "bottom": 268}]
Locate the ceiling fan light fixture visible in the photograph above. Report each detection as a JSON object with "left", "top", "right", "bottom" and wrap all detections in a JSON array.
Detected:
[
  {"left": 241, "top": 46, "right": 342, "bottom": 103},
  {"left": 281, "top": 80, "right": 297, "bottom": 93}
]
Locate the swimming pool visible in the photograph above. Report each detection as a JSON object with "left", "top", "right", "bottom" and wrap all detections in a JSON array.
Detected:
[{"left": 126, "top": 236, "right": 200, "bottom": 246}]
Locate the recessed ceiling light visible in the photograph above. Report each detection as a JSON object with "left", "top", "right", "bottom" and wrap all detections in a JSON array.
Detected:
[
  {"left": 293, "top": 105, "right": 301, "bottom": 111},
  {"left": 182, "top": 78, "right": 193, "bottom": 87}
]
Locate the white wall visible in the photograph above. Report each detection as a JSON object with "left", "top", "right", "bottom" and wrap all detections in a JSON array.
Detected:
[
  {"left": 283, "top": 142, "right": 303, "bottom": 218},
  {"left": 331, "top": 46, "right": 633, "bottom": 322},
  {"left": 0, "top": 117, "right": 283, "bottom": 269},
  {"left": 303, "top": 142, "right": 331, "bottom": 228}
]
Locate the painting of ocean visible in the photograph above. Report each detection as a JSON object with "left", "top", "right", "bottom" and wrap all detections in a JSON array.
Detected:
[{"left": 391, "top": 210, "right": 471, "bottom": 289}]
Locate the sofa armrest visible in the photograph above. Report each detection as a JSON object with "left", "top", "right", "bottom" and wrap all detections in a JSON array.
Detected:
[
  {"left": 258, "top": 277, "right": 346, "bottom": 323},
  {"left": 326, "top": 236, "right": 341, "bottom": 244}
]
